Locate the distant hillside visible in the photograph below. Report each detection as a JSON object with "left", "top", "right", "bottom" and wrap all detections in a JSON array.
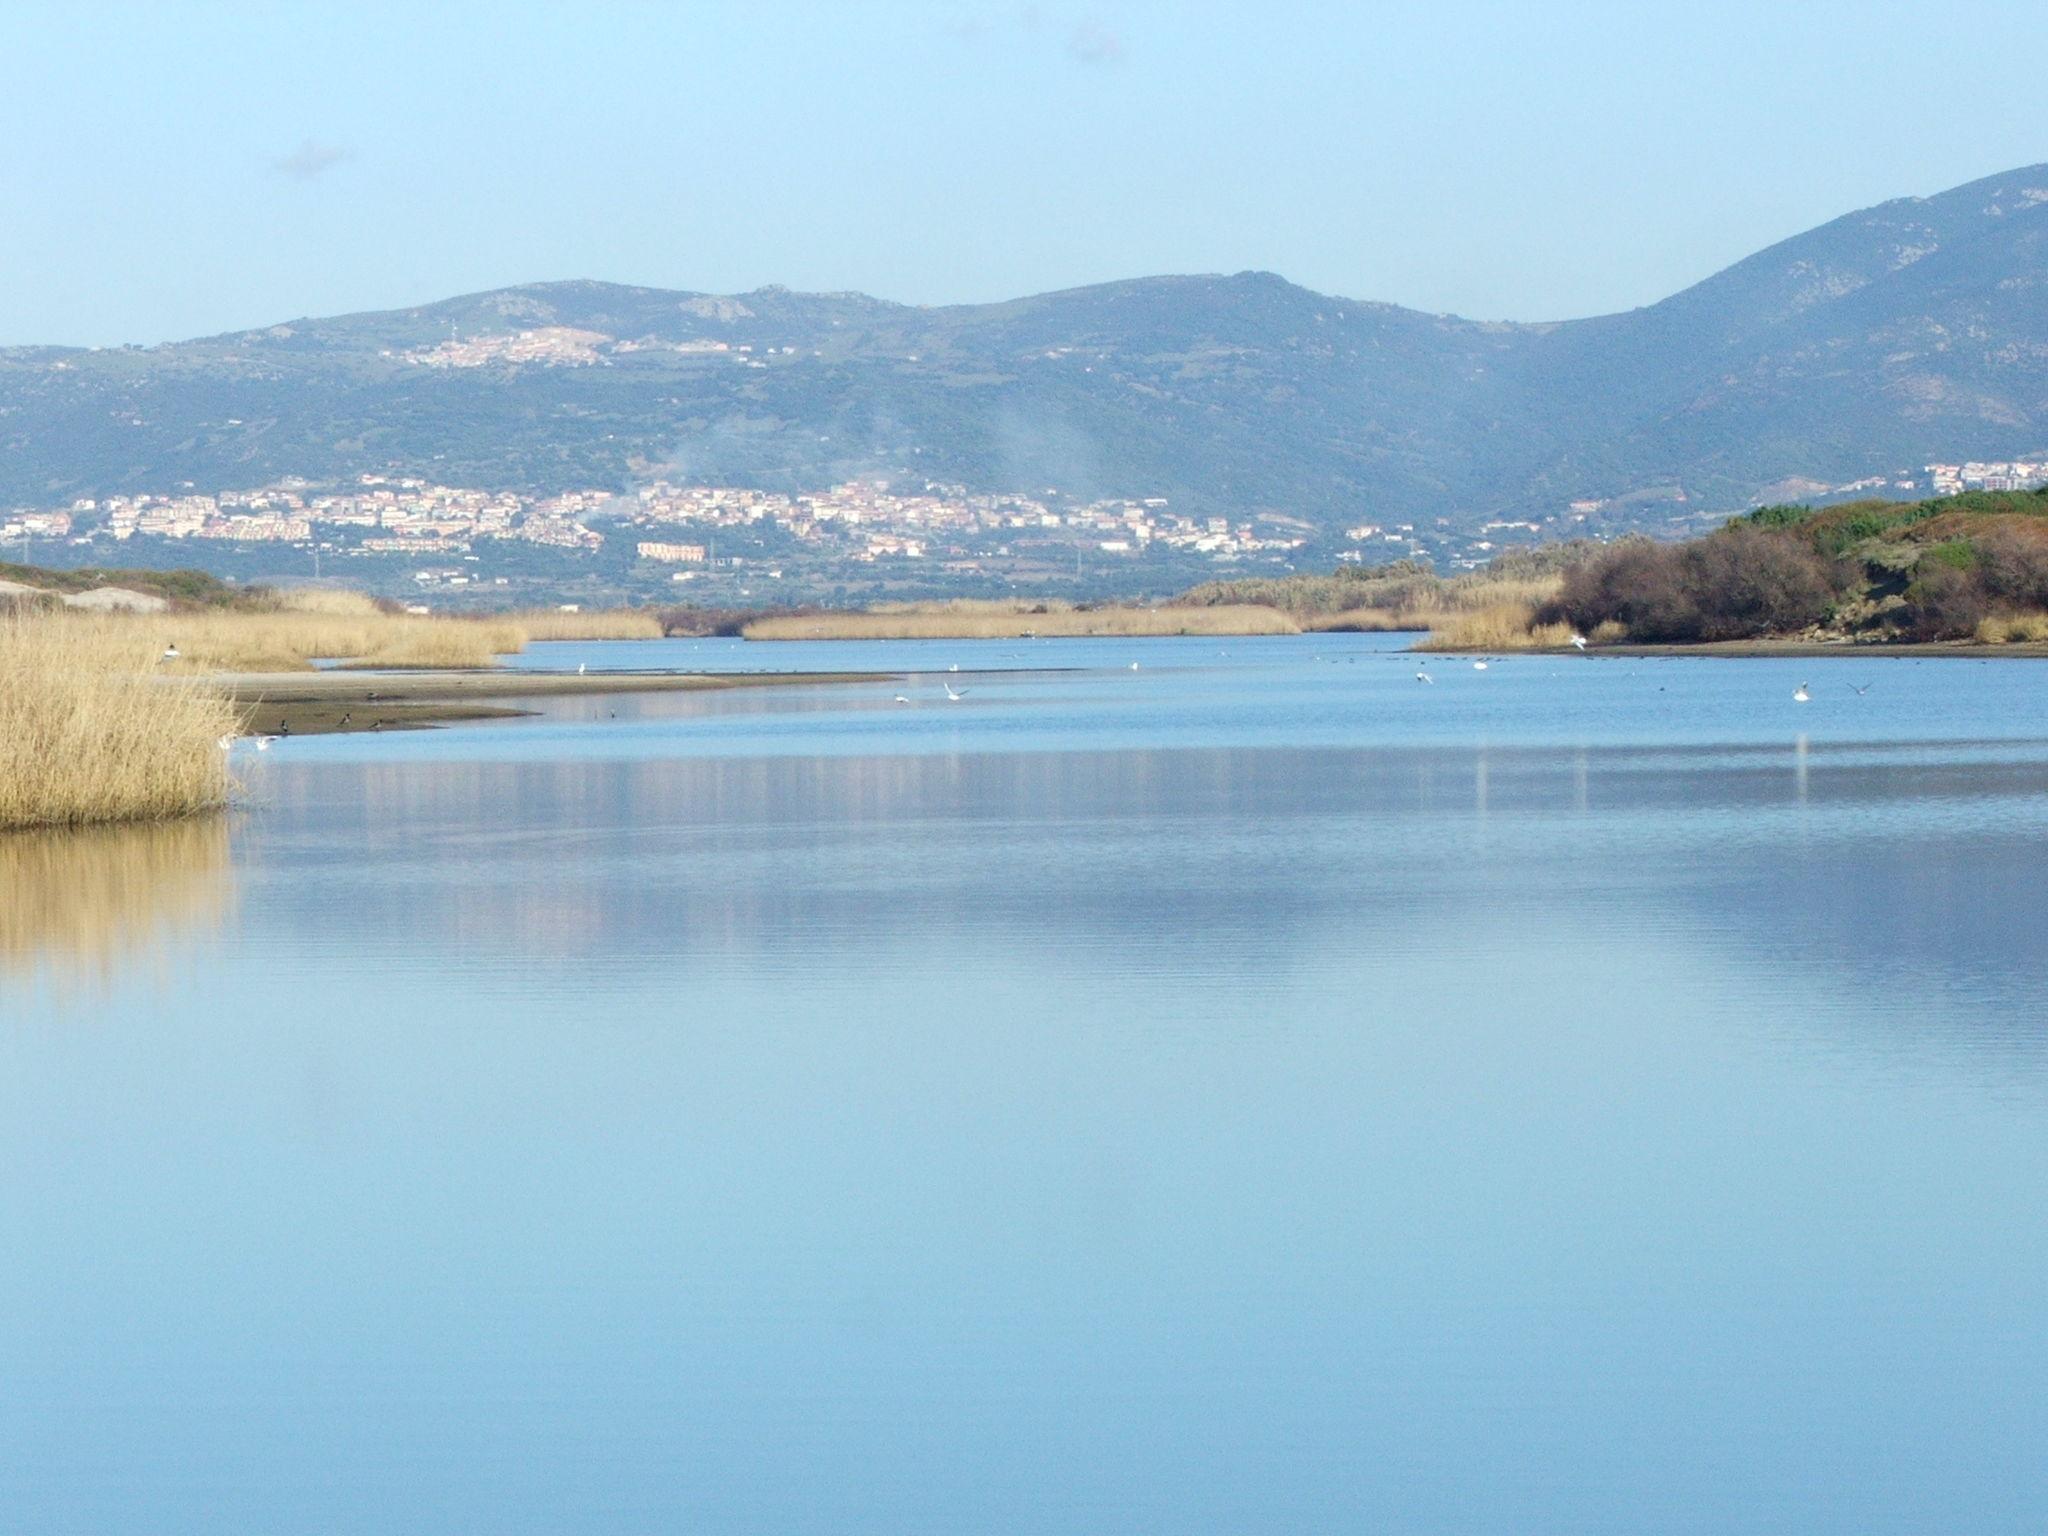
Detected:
[{"left": 4, "top": 163, "right": 2048, "bottom": 533}]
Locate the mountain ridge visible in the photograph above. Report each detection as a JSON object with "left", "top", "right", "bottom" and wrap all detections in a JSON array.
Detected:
[{"left": 4, "top": 162, "right": 2046, "bottom": 533}]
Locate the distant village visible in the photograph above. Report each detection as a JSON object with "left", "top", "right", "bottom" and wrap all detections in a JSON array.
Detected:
[
  {"left": 0, "top": 474, "right": 1327, "bottom": 592},
  {"left": 4, "top": 459, "right": 2043, "bottom": 595}
]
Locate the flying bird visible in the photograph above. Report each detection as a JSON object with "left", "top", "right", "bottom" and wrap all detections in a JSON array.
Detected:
[
  {"left": 943, "top": 681, "right": 969, "bottom": 701},
  {"left": 893, "top": 693, "right": 911, "bottom": 704},
  {"left": 1570, "top": 633, "right": 1588, "bottom": 651},
  {"left": 255, "top": 735, "right": 279, "bottom": 751},
  {"left": 1415, "top": 669, "right": 1434, "bottom": 684},
  {"left": 1848, "top": 682, "right": 1873, "bottom": 696}
]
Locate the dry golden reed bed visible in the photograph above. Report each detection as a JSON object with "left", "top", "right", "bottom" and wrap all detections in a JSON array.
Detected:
[
  {"left": 0, "top": 615, "right": 238, "bottom": 830},
  {"left": 0, "top": 594, "right": 672, "bottom": 828},
  {"left": 1294, "top": 576, "right": 1570, "bottom": 650},
  {"left": 1975, "top": 612, "right": 2048, "bottom": 644},
  {"left": 1178, "top": 565, "right": 1570, "bottom": 649},
  {"left": 63, "top": 596, "right": 661, "bottom": 673},
  {"left": 1418, "top": 604, "right": 1577, "bottom": 652},
  {"left": 515, "top": 607, "right": 666, "bottom": 641},
  {"left": 744, "top": 602, "right": 1299, "bottom": 640}
]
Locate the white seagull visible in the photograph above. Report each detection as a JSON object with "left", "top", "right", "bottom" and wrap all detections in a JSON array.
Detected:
[
  {"left": 1570, "top": 633, "right": 1588, "bottom": 651},
  {"left": 1792, "top": 682, "right": 1811, "bottom": 703},
  {"left": 577, "top": 662, "right": 587, "bottom": 675},
  {"left": 216, "top": 735, "right": 234, "bottom": 752},
  {"left": 1129, "top": 661, "right": 1140, "bottom": 671},
  {"left": 255, "top": 735, "right": 280, "bottom": 750},
  {"left": 1473, "top": 659, "right": 1489, "bottom": 671},
  {"left": 1415, "top": 669, "right": 1434, "bottom": 684},
  {"left": 942, "top": 680, "right": 969, "bottom": 701},
  {"left": 161, "top": 644, "right": 181, "bottom": 662},
  {"left": 893, "top": 693, "right": 911, "bottom": 704}
]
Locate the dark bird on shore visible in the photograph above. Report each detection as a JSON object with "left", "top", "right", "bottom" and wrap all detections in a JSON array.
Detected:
[{"left": 340, "top": 712, "right": 351, "bottom": 725}]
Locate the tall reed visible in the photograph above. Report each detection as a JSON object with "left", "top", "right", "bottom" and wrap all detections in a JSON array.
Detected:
[
  {"left": 513, "top": 608, "right": 665, "bottom": 640},
  {"left": 0, "top": 614, "right": 237, "bottom": 829},
  {"left": 743, "top": 604, "right": 1298, "bottom": 640},
  {"left": 128, "top": 608, "right": 526, "bottom": 671},
  {"left": 1418, "top": 604, "right": 1577, "bottom": 652}
]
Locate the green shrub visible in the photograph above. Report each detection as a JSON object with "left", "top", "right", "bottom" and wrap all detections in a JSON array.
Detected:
[{"left": 1924, "top": 539, "right": 1980, "bottom": 573}]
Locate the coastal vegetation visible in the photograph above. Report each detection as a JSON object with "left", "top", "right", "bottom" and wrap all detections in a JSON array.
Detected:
[
  {"left": 1178, "top": 548, "right": 1578, "bottom": 643},
  {"left": 1180, "top": 491, "right": 2048, "bottom": 651},
  {"left": 0, "top": 614, "right": 237, "bottom": 830},
  {"left": 512, "top": 607, "right": 666, "bottom": 641},
  {"left": 741, "top": 599, "right": 1299, "bottom": 640},
  {"left": 0, "top": 576, "right": 662, "bottom": 828},
  {"left": 1545, "top": 488, "right": 2048, "bottom": 645},
  {"left": 0, "top": 564, "right": 665, "bottom": 668}
]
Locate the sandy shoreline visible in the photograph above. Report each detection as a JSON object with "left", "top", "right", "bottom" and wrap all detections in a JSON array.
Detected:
[{"left": 221, "top": 667, "right": 890, "bottom": 735}]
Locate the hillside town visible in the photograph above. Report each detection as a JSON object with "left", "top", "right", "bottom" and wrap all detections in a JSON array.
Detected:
[
  {"left": 5, "top": 458, "right": 2043, "bottom": 598},
  {"left": 0, "top": 474, "right": 1329, "bottom": 587}
]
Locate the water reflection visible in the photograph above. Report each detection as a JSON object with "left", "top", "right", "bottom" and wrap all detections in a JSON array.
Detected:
[
  {"left": 8, "top": 650, "right": 2048, "bottom": 1533},
  {"left": 0, "top": 817, "right": 234, "bottom": 989},
  {"left": 233, "top": 738, "right": 2048, "bottom": 1087}
]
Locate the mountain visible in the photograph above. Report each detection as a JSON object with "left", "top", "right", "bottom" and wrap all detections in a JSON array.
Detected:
[{"left": 4, "top": 164, "right": 2047, "bottom": 534}]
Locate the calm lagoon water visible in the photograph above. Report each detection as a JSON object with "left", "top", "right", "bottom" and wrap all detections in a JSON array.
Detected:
[{"left": 4, "top": 635, "right": 2046, "bottom": 1533}]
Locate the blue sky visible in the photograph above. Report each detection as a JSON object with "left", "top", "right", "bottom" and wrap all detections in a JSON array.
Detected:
[{"left": 2, "top": 0, "right": 2043, "bottom": 345}]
